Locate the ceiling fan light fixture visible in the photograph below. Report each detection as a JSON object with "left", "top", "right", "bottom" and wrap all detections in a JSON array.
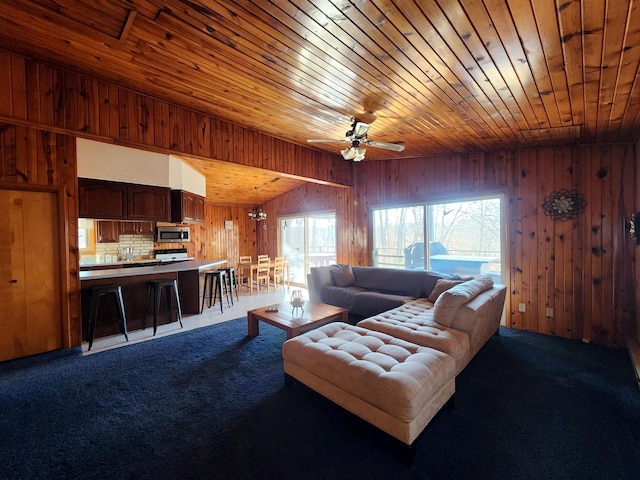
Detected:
[
  {"left": 353, "top": 122, "right": 370, "bottom": 138},
  {"left": 341, "top": 147, "right": 357, "bottom": 160},
  {"left": 353, "top": 146, "right": 366, "bottom": 161}
]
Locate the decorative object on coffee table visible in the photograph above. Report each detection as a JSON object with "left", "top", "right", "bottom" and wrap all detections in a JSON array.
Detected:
[{"left": 290, "top": 289, "right": 305, "bottom": 314}]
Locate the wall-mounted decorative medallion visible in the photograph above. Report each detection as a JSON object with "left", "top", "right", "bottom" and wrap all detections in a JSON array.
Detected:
[{"left": 542, "top": 189, "right": 586, "bottom": 221}]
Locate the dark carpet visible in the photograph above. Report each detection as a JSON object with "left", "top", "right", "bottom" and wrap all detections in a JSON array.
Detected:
[{"left": 1, "top": 319, "right": 639, "bottom": 480}]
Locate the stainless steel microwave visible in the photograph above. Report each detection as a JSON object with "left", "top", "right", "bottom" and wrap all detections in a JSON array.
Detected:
[{"left": 156, "top": 226, "right": 190, "bottom": 243}]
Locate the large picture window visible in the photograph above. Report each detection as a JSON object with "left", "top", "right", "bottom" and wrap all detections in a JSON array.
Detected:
[{"left": 372, "top": 195, "right": 504, "bottom": 283}]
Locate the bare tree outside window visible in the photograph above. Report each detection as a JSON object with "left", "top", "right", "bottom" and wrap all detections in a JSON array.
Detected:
[{"left": 372, "top": 197, "right": 503, "bottom": 282}]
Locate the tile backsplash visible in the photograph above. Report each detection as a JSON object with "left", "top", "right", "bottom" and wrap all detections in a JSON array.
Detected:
[{"left": 94, "top": 234, "right": 155, "bottom": 260}]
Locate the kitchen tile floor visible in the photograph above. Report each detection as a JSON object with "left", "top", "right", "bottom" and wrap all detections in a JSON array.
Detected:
[{"left": 83, "top": 284, "right": 304, "bottom": 355}]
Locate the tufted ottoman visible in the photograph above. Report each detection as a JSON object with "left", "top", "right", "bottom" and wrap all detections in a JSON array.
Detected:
[{"left": 282, "top": 322, "right": 456, "bottom": 446}]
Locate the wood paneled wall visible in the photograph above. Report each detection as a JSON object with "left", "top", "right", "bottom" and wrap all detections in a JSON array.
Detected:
[
  {"left": 0, "top": 47, "right": 636, "bottom": 348},
  {"left": 0, "top": 48, "right": 351, "bottom": 188},
  {"left": 194, "top": 204, "right": 259, "bottom": 267},
  {"left": 266, "top": 145, "right": 636, "bottom": 347},
  {"left": 0, "top": 122, "right": 80, "bottom": 347}
]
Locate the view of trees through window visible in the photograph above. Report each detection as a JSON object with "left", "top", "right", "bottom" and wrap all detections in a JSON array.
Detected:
[
  {"left": 279, "top": 213, "right": 336, "bottom": 286},
  {"left": 372, "top": 196, "right": 503, "bottom": 282}
]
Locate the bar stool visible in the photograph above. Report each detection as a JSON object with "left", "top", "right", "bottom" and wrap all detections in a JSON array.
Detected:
[
  {"left": 144, "top": 279, "right": 183, "bottom": 336},
  {"left": 201, "top": 270, "right": 230, "bottom": 313},
  {"left": 88, "top": 284, "right": 128, "bottom": 351},
  {"left": 220, "top": 267, "right": 239, "bottom": 304}
]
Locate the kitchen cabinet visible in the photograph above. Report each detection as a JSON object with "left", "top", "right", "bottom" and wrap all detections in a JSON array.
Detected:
[
  {"left": 119, "top": 221, "right": 155, "bottom": 235},
  {"left": 127, "top": 184, "right": 171, "bottom": 222},
  {"left": 97, "top": 220, "right": 120, "bottom": 243},
  {"left": 79, "top": 178, "right": 170, "bottom": 223},
  {"left": 171, "top": 190, "right": 205, "bottom": 224},
  {"left": 78, "top": 178, "right": 127, "bottom": 220}
]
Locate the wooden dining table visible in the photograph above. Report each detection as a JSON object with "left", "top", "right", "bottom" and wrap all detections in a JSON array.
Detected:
[{"left": 237, "top": 260, "right": 290, "bottom": 294}]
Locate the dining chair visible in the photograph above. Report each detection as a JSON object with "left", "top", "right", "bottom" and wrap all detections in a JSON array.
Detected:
[
  {"left": 253, "top": 256, "right": 271, "bottom": 293},
  {"left": 257, "top": 254, "right": 269, "bottom": 261},
  {"left": 238, "top": 256, "right": 252, "bottom": 290},
  {"left": 271, "top": 256, "right": 285, "bottom": 290}
]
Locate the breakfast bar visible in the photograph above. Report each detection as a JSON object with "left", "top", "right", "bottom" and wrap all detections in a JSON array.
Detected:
[{"left": 80, "top": 259, "right": 226, "bottom": 341}]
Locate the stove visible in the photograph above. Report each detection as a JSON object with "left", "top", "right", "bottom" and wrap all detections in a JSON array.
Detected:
[{"left": 154, "top": 248, "right": 194, "bottom": 263}]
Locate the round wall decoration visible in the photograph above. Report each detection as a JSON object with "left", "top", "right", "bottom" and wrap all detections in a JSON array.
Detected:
[{"left": 542, "top": 189, "right": 586, "bottom": 221}]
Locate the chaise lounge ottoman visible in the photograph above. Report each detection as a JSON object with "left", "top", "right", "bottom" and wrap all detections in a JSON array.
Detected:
[{"left": 282, "top": 322, "right": 456, "bottom": 446}]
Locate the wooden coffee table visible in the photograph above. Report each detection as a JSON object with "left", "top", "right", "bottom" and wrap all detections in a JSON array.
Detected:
[{"left": 247, "top": 302, "right": 348, "bottom": 339}]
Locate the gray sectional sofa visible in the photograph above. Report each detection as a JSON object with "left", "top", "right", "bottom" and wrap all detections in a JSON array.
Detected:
[{"left": 308, "top": 264, "right": 460, "bottom": 318}]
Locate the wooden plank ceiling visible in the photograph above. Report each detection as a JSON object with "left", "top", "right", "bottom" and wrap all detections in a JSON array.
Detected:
[{"left": 0, "top": 0, "right": 639, "bottom": 202}]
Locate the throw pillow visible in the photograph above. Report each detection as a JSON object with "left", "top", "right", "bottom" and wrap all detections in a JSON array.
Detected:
[
  {"left": 433, "top": 275, "right": 495, "bottom": 327},
  {"left": 427, "top": 279, "right": 463, "bottom": 303},
  {"left": 330, "top": 264, "right": 356, "bottom": 287},
  {"left": 433, "top": 290, "right": 468, "bottom": 327}
]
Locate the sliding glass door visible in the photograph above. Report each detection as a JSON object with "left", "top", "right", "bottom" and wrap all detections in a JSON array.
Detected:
[
  {"left": 372, "top": 195, "right": 504, "bottom": 283},
  {"left": 279, "top": 213, "right": 336, "bottom": 287}
]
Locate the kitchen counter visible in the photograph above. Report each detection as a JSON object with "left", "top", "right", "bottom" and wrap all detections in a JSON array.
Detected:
[
  {"left": 80, "top": 258, "right": 161, "bottom": 270},
  {"left": 80, "top": 259, "right": 227, "bottom": 341}
]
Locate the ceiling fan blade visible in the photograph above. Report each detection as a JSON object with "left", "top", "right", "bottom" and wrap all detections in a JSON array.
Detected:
[
  {"left": 365, "top": 140, "right": 405, "bottom": 152},
  {"left": 306, "top": 138, "right": 349, "bottom": 144}
]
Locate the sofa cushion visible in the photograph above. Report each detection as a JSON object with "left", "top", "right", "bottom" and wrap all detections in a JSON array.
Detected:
[
  {"left": 358, "top": 300, "right": 471, "bottom": 372},
  {"left": 321, "top": 285, "right": 367, "bottom": 308},
  {"left": 331, "top": 264, "right": 356, "bottom": 287},
  {"left": 321, "top": 286, "right": 413, "bottom": 317},
  {"left": 351, "top": 266, "right": 425, "bottom": 298},
  {"left": 433, "top": 275, "right": 494, "bottom": 327},
  {"left": 310, "top": 266, "right": 335, "bottom": 290},
  {"left": 349, "top": 291, "right": 415, "bottom": 318},
  {"left": 427, "top": 279, "right": 464, "bottom": 303}
]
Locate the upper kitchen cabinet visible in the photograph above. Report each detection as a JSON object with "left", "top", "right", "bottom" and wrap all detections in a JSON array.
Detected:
[
  {"left": 79, "top": 178, "right": 170, "bottom": 222},
  {"left": 127, "top": 184, "right": 171, "bottom": 222},
  {"left": 119, "top": 221, "right": 155, "bottom": 235},
  {"left": 78, "top": 178, "right": 127, "bottom": 220},
  {"left": 171, "top": 190, "right": 205, "bottom": 224}
]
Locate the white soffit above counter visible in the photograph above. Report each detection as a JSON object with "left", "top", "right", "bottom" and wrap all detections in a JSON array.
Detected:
[{"left": 76, "top": 139, "right": 206, "bottom": 197}]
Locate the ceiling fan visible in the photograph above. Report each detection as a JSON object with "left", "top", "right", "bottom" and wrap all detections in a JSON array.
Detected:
[{"left": 306, "top": 119, "right": 405, "bottom": 161}]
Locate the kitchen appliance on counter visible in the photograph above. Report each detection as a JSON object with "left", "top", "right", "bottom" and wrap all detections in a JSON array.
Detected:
[
  {"left": 156, "top": 226, "right": 190, "bottom": 243},
  {"left": 154, "top": 248, "right": 194, "bottom": 264}
]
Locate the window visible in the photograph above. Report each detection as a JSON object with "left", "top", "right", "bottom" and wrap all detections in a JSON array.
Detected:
[
  {"left": 279, "top": 213, "right": 336, "bottom": 286},
  {"left": 372, "top": 195, "right": 504, "bottom": 283},
  {"left": 78, "top": 218, "right": 96, "bottom": 254}
]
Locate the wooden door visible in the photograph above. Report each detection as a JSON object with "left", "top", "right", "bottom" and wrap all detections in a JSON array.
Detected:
[{"left": 0, "top": 190, "right": 62, "bottom": 361}]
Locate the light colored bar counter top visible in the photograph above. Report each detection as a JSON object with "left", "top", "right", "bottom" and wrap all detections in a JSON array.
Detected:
[{"left": 79, "top": 259, "right": 226, "bottom": 281}]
